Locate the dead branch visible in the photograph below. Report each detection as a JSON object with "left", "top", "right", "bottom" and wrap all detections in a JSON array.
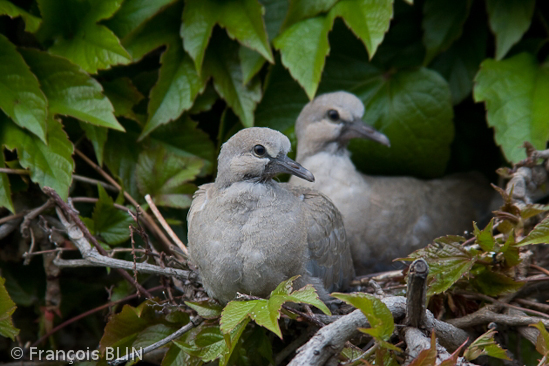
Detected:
[
  {"left": 404, "top": 259, "right": 428, "bottom": 328},
  {"left": 447, "top": 306, "right": 549, "bottom": 329}
]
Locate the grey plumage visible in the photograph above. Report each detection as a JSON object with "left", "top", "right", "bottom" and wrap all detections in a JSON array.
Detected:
[
  {"left": 290, "top": 91, "right": 495, "bottom": 274},
  {"left": 188, "top": 127, "right": 354, "bottom": 303}
]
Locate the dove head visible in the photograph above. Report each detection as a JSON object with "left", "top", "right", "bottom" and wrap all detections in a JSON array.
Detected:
[
  {"left": 295, "top": 91, "right": 390, "bottom": 160},
  {"left": 215, "top": 127, "right": 315, "bottom": 188}
]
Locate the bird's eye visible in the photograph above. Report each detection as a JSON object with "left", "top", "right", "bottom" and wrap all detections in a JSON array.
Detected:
[
  {"left": 327, "top": 109, "right": 340, "bottom": 121},
  {"left": 253, "top": 144, "right": 266, "bottom": 157}
]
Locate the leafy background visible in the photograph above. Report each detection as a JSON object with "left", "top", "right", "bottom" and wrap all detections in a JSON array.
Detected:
[{"left": 1, "top": 0, "right": 549, "bottom": 364}]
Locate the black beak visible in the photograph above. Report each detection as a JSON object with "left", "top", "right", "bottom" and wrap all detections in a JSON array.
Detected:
[
  {"left": 269, "top": 154, "right": 315, "bottom": 182},
  {"left": 341, "top": 120, "right": 391, "bottom": 147}
]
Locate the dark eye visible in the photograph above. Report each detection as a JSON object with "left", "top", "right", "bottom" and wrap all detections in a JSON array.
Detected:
[
  {"left": 327, "top": 109, "right": 339, "bottom": 121},
  {"left": 253, "top": 144, "right": 266, "bottom": 157}
]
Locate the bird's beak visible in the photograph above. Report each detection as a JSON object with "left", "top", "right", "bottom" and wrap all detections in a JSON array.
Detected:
[
  {"left": 341, "top": 120, "right": 391, "bottom": 147},
  {"left": 271, "top": 154, "right": 315, "bottom": 182}
]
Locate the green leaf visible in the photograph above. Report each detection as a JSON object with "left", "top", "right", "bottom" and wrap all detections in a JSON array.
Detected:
[
  {"left": 473, "top": 219, "right": 496, "bottom": 252},
  {"left": 181, "top": 0, "right": 273, "bottom": 73},
  {"left": 136, "top": 147, "right": 201, "bottom": 209},
  {"left": 0, "top": 34, "right": 47, "bottom": 143},
  {"left": 260, "top": 0, "right": 289, "bottom": 40},
  {"left": 0, "top": 0, "right": 42, "bottom": 32},
  {"left": 422, "top": 0, "right": 471, "bottom": 64},
  {"left": 36, "top": 0, "right": 131, "bottom": 73},
  {"left": 471, "top": 269, "right": 524, "bottom": 297},
  {"left": 332, "top": 292, "right": 394, "bottom": 341},
  {"left": 408, "top": 331, "right": 437, "bottom": 366},
  {"left": 287, "top": 285, "right": 330, "bottom": 316},
  {"left": 1, "top": 119, "right": 74, "bottom": 200},
  {"left": 92, "top": 185, "right": 134, "bottom": 245},
  {"left": 203, "top": 35, "right": 262, "bottom": 127},
  {"left": 140, "top": 44, "right": 205, "bottom": 139},
  {"left": 518, "top": 216, "right": 549, "bottom": 246},
  {"left": 0, "top": 276, "right": 19, "bottom": 341},
  {"left": 403, "top": 237, "right": 475, "bottom": 296},
  {"left": 188, "top": 84, "right": 218, "bottom": 114},
  {"left": 239, "top": 46, "right": 266, "bottom": 85},
  {"left": 520, "top": 204, "right": 549, "bottom": 220},
  {"left": 474, "top": 53, "right": 549, "bottom": 163},
  {"left": 329, "top": 0, "right": 394, "bottom": 59},
  {"left": 79, "top": 123, "right": 108, "bottom": 167},
  {"left": 19, "top": 48, "right": 124, "bottom": 131},
  {"left": 0, "top": 146, "right": 15, "bottom": 213},
  {"left": 133, "top": 323, "right": 179, "bottom": 349},
  {"left": 162, "top": 343, "right": 202, "bottom": 366},
  {"left": 486, "top": 0, "right": 535, "bottom": 60},
  {"left": 531, "top": 321, "right": 549, "bottom": 356},
  {"left": 104, "top": 0, "right": 178, "bottom": 39},
  {"left": 102, "top": 78, "right": 144, "bottom": 123},
  {"left": 185, "top": 300, "right": 223, "bottom": 319},
  {"left": 273, "top": 16, "right": 332, "bottom": 99},
  {"left": 281, "top": 0, "right": 338, "bottom": 29},
  {"left": 104, "top": 128, "right": 141, "bottom": 199},
  {"left": 220, "top": 300, "right": 262, "bottom": 335},
  {"left": 464, "top": 329, "right": 510, "bottom": 361},
  {"left": 430, "top": 14, "right": 487, "bottom": 104}
]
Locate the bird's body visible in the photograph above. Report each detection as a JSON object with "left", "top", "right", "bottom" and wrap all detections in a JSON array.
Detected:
[
  {"left": 290, "top": 91, "right": 495, "bottom": 274},
  {"left": 188, "top": 127, "right": 354, "bottom": 303}
]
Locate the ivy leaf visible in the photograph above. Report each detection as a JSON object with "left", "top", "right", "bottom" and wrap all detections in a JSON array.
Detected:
[
  {"left": 0, "top": 34, "right": 47, "bottom": 143},
  {"left": 329, "top": 0, "right": 394, "bottom": 60},
  {"left": 104, "top": 127, "right": 141, "bottom": 199},
  {"left": 0, "top": 137, "right": 15, "bottom": 213},
  {"left": 531, "top": 321, "right": 549, "bottom": 356},
  {"left": 102, "top": 78, "right": 144, "bottom": 123},
  {"left": 0, "top": 276, "right": 19, "bottom": 341},
  {"left": 104, "top": 0, "right": 177, "bottom": 39},
  {"left": 471, "top": 269, "right": 524, "bottom": 297},
  {"left": 140, "top": 44, "right": 205, "bottom": 139},
  {"left": 36, "top": 0, "right": 131, "bottom": 73},
  {"left": 474, "top": 53, "right": 549, "bottom": 163},
  {"left": 402, "top": 237, "right": 475, "bottom": 296},
  {"left": 464, "top": 329, "right": 510, "bottom": 361},
  {"left": 260, "top": 0, "right": 289, "bottom": 40},
  {"left": 181, "top": 0, "right": 273, "bottom": 73},
  {"left": 332, "top": 292, "right": 394, "bottom": 342},
  {"left": 1, "top": 119, "right": 74, "bottom": 200},
  {"left": 91, "top": 185, "right": 134, "bottom": 245},
  {"left": 136, "top": 147, "right": 201, "bottom": 209},
  {"left": 485, "top": 0, "right": 535, "bottom": 60},
  {"left": 19, "top": 48, "right": 124, "bottom": 131},
  {"left": 518, "top": 216, "right": 549, "bottom": 246},
  {"left": 0, "top": 0, "right": 42, "bottom": 33},
  {"left": 79, "top": 123, "right": 108, "bottom": 167},
  {"left": 240, "top": 46, "right": 266, "bottom": 85},
  {"left": 473, "top": 219, "right": 496, "bottom": 252},
  {"left": 274, "top": 15, "right": 332, "bottom": 99},
  {"left": 203, "top": 35, "right": 262, "bottom": 127},
  {"left": 422, "top": 0, "right": 471, "bottom": 64},
  {"left": 281, "top": 0, "right": 338, "bottom": 29}
]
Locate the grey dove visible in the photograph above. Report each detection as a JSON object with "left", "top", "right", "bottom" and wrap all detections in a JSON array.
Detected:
[
  {"left": 187, "top": 127, "right": 355, "bottom": 303},
  {"left": 290, "top": 91, "right": 495, "bottom": 274}
]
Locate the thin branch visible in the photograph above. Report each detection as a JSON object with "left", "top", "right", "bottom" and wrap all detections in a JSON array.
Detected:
[
  {"left": 145, "top": 194, "right": 188, "bottom": 256},
  {"left": 447, "top": 307, "right": 549, "bottom": 329},
  {"left": 73, "top": 174, "right": 117, "bottom": 192},
  {"left": 0, "top": 211, "right": 26, "bottom": 225},
  {"left": 71, "top": 197, "right": 129, "bottom": 212},
  {"left": 458, "top": 291, "right": 549, "bottom": 319},
  {"left": 20, "top": 199, "right": 54, "bottom": 237},
  {"left": 108, "top": 316, "right": 204, "bottom": 366},
  {"left": 0, "top": 167, "right": 29, "bottom": 174}
]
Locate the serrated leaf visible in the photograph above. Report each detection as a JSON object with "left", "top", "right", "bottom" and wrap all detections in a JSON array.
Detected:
[
  {"left": 281, "top": 0, "right": 338, "bottom": 29},
  {"left": 188, "top": 85, "right": 218, "bottom": 114},
  {"left": 36, "top": 0, "right": 131, "bottom": 73},
  {"left": 440, "top": 339, "right": 468, "bottom": 366},
  {"left": 521, "top": 204, "right": 549, "bottom": 220},
  {"left": 408, "top": 331, "right": 437, "bottom": 366},
  {"left": 203, "top": 34, "right": 261, "bottom": 127},
  {"left": 104, "top": 127, "right": 141, "bottom": 199},
  {"left": 500, "top": 233, "right": 521, "bottom": 267},
  {"left": 240, "top": 46, "right": 266, "bottom": 85},
  {"left": 19, "top": 48, "right": 124, "bottom": 131},
  {"left": 260, "top": 0, "right": 288, "bottom": 41},
  {"left": 531, "top": 321, "right": 549, "bottom": 356},
  {"left": 0, "top": 146, "right": 15, "bottom": 213},
  {"left": 403, "top": 238, "right": 475, "bottom": 295},
  {"left": 185, "top": 301, "right": 223, "bottom": 319},
  {"left": 332, "top": 292, "right": 394, "bottom": 341},
  {"left": 1, "top": 119, "right": 74, "bottom": 200},
  {"left": 329, "top": 0, "right": 394, "bottom": 59},
  {"left": 140, "top": 44, "right": 205, "bottom": 139},
  {"left": 473, "top": 219, "right": 496, "bottom": 252},
  {"left": 79, "top": 123, "right": 108, "bottom": 167},
  {"left": 422, "top": 0, "right": 471, "bottom": 64},
  {"left": 0, "top": 0, "right": 42, "bottom": 32},
  {"left": 274, "top": 15, "right": 332, "bottom": 99},
  {"left": 486, "top": 0, "right": 535, "bottom": 60},
  {"left": 162, "top": 343, "right": 202, "bottom": 366},
  {"left": 136, "top": 148, "right": 201, "bottom": 209},
  {"left": 474, "top": 53, "right": 549, "bottom": 163},
  {"left": 518, "top": 216, "right": 549, "bottom": 246},
  {"left": 221, "top": 300, "right": 262, "bottom": 335},
  {"left": 102, "top": 78, "right": 144, "bottom": 123},
  {"left": 133, "top": 323, "right": 178, "bottom": 349},
  {"left": 92, "top": 185, "right": 134, "bottom": 245},
  {"left": 464, "top": 329, "right": 510, "bottom": 361},
  {"left": 181, "top": 0, "right": 273, "bottom": 73},
  {"left": 0, "top": 276, "right": 19, "bottom": 340},
  {"left": 287, "top": 285, "right": 330, "bottom": 316},
  {"left": 104, "top": 0, "right": 177, "bottom": 39},
  {"left": 471, "top": 269, "right": 524, "bottom": 297},
  {"left": 0, "top": 34, "right": 47, "bottom": 143}
]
